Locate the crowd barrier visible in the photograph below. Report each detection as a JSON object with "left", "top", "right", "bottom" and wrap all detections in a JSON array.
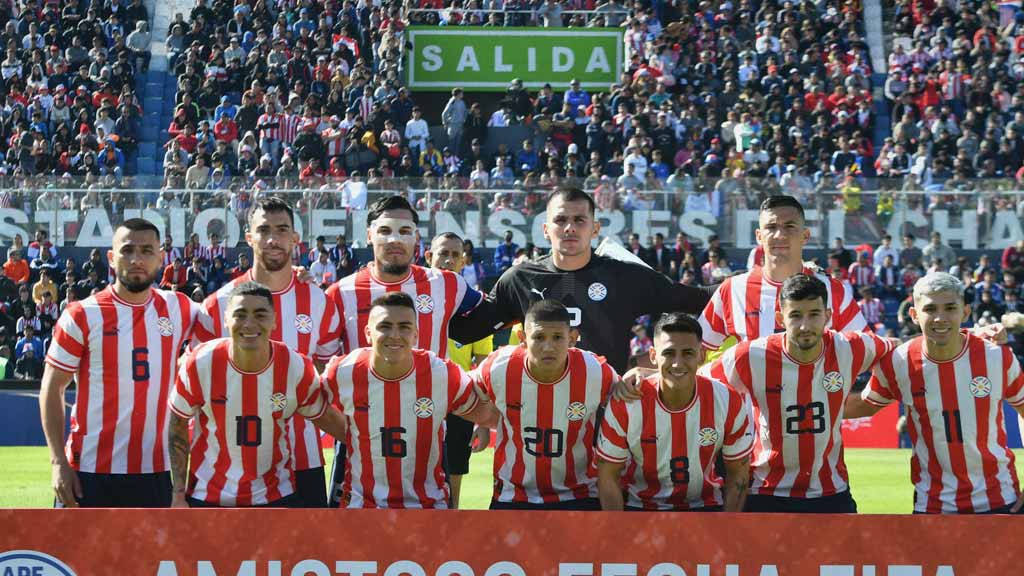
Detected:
[{"left": 0, "top": 509, "right": 1013, "bottom": 575}]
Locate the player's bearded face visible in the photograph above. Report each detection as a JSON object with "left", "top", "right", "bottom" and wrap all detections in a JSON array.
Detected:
[
  {"left": 370, "top": 215, "right": 417, "bottom": 276},
  {"left": 366, "top": 305, "right": 417, "bottom": 361},
  {"left": 780, "top": 298, "right": 828, "bottom": 352},
  {"left": 523, "top": 321, "right": 574, "bottom": 378},
  {"left": 112, "top": 230, "right": 162, "bottom": 293},
  {"left": 247, "top": 209, "right": 295, "bottom": 272},
  {"left": 911, "top": 291, "right": 968, "bottom": 347},
  {"left": 651, "top": 331, "right": 703, "bottom": 384}
]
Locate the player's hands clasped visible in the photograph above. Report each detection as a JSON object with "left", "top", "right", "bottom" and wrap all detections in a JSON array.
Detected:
[{"left": 52, "top": 462, "right": 82, "bottom": 508}]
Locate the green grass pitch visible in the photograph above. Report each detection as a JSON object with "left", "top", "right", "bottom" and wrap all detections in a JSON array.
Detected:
[{"left": 3, "top": 447, "right": 1022, "bottom": 511}]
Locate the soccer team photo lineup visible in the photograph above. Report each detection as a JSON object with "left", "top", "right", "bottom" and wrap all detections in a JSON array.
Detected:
[{"left": 0, "top": 189, "right": 1006, "bottom": 516}]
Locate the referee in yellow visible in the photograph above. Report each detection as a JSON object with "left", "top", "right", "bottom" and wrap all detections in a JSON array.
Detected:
[{"left": 427, "top": 232, "right": 494, "bottom": 508}]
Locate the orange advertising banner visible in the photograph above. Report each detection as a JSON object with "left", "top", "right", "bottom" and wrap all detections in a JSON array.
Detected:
[{"left": 0, "top": 509, "right": 1015, "bottom": 576}]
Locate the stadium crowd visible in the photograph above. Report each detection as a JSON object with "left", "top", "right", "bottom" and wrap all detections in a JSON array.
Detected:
[{"left": 0, "top": 0, "right": 150, "bottom": 186}]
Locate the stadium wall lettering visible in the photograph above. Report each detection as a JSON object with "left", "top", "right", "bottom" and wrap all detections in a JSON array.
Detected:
[
  {"left": 0, "top": 510, "right": 1013, "bottom": 576},
  {"left": 8, "top": 207, "right": 1024, "bottom": 251}
]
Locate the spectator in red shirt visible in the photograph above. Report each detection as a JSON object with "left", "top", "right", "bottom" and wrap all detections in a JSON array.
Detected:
[
  {"left": 175, "top": 124, "right": 199, "bottom": 154},
  {"left": 160, "top": 257, "right": 188, "bottom": 290},
  {"left": 213, "top": 112, "right": 238, "bottom": 146},
  {"left": 3, "top": 249, "right": 30, "bottom": 285},
  {"left": 1002, "top": 239, "right": 1024, "bottom": 282}
]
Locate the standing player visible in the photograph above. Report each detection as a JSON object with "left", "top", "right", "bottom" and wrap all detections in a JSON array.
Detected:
[
  {"left": 191, "top": 197, "right": 340, "bottom": 507},
  {"left": 40, "top": 219, "right": 199, "bottom": 507},
  {"left": 474, "top": 300, "right": 618, "bottom": 510},
  {"left": 453, "top": 187, "right": 716, "bottom": 373},
  {"left": 701, "top": 274, "right": 894, "bottom": 512},
  {"left": 700, "top": 195, "right": 866, "bottom": 351},
  {"left": 596, "top": 313, "right": 753, "bottom": 511},
  {"left": 324, "top": 195, "right": 487, "bottom": 506},
  {"left": 847, "top": 273, "right": 1024, "bottom": 514},
  {"left": 322, "top": 292, "right": 499, "bottom": 508},
  {"left": 426, "top": 231, "right": 494, "bottom": 508},
  {"left": 168, "top": 282, "right": 346, "bottom": 507}
]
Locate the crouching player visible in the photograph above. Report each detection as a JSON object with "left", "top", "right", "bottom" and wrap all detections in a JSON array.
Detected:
[
  {"left": 474, "top": 300, "right": 618, "bottom": 510},
  {"left": 167, "top": 282, "right": 347, "bottom": 507},
  {"left": 596, "top": 313, "right": 753, "bottom": 511}
]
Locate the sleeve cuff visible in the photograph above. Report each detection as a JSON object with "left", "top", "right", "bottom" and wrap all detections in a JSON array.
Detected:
[
  {"left": 862, "top": 395, "right": 893, "bottom": 407},
  {"left": 453, "top": 389, "right": 480, "bottom": 417},
  {"left": 594, "top": 445, "right": 628, "bottom": 464},
  {"left": 168, "top": 403, "right": 194, "bottom": 419},
  {"left": 44, "top": 357, "right": 77, "bottom": 373},
  {"left": 723, "top": 442, "right": 755, "bottom": 462}
]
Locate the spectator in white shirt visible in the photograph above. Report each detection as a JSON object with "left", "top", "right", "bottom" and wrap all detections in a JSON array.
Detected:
[
  {"left": 623, "top": 146, "right": 648, "bottom": 180},
  {"left": 874, "top": 234, "right": 900, "bottom": 268},
  {"left": 404, "top": 107, "right": 429, "bottom": 159},
  {"left": 309, "top": 250, "right": 334, "bottom": 286}
]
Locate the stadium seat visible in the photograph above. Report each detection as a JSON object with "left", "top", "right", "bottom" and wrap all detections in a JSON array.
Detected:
[{"left": 136, "top": 156, "right": 155, "bottom": 175}]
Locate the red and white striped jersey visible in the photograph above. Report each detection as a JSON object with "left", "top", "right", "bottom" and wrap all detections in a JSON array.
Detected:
[
  {"left": 45, "top": 287, "right": 199, "bottom": 474},
  {"left": 325, "top": 264, "right": 482, "bottom": 357},
  {"left": 163, "top": 246, "right": 182, "bottom": 268},
  {"left": 280, "top": 113, "right": 300, "bottom": 145},
  {"left": 701, "top": 330, "right": 893, "bottom": 498},
  {"left": 848, "top": 262, "right": 875, "bottom": 288},
  {"left": 169, "top": 339, "right": 327, "bottom": 506},
  {"left": 257, "top": 112, "right": 284, "bottom": 141},
  {"left": 860, "top": 297, "right": 884, "bottom": 327},
  {"left": 474, "top": 345, "right": 617, "bottom": 504},
  {"left": 192, "top": 270, "right": 340, "bottom": 471},
  {"left": 323, "top": 348, "right": 478, "bottom": 508},
  {"left": 195, "top": 244, "right": 226, "bottom": 265},
  {"left": 699, "top": 267, "right": 867, "bottom": 349},
  {"left": 596, "top": 375, "right": 754, "bottom": 510},
  {"left": 863, "top": 332, "right": 1024, "bottom": 513}
]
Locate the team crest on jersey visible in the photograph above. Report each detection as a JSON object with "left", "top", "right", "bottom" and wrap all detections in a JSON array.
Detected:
[
  {"left": 270, "top": 392, "right": 288, "bottom": 412},
  {"left": 414, "top": 397, "right": 435, "bottom": 418},
  {"left": 294, "top": 314, "right": 313, "bottom": 334},
  {"left": 970, "top": 376, "right": 992, "bottom": 398},
  {"left": 698, "top": 427, "right": 720, "bottom": 446},
  {"left": 822, "top": 371, "right": 844, "bottom": 393},
  {"left": 566, "top": 401, "right": 587, "bottom": 421},
  {"left": 156, "top": 316, "right": 174, "bottom": 337},
  {"left": 587, "top": 282, "right": 607, "bottom": 301},
  {"left": 415, "top": 294, "right": 434, "bottom": 314}
]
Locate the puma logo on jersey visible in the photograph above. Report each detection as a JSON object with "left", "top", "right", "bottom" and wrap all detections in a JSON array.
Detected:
[
  {"left": 640, "top": 436, "right": 659, "bottom": 444},
  {"left": 103, "top": 329, "right": 119, "bottom": 336},
  {"left": 766, "top": 386, "right": 783, "bottom": 394},
  {"left": 212, "top": 395, "right": 228, "bottom": 404},
  {"left": 507, "top": 403, "right": 523, "bottom": 411},
  {"left": 355, "top": 404, "right": 370, "bottom": 412},
  {"left": 530, "top": 288, "right": 548, "bottom": 299}
]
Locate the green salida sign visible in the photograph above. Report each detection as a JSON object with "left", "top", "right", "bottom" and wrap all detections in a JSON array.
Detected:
[{"left": 407, "top": 27, "right": 624, "bottom": 92}]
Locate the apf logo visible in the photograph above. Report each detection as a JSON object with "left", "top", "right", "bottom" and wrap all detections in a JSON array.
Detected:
[{"left": 0, "top": 550, "right": 75, "bottom": 576}]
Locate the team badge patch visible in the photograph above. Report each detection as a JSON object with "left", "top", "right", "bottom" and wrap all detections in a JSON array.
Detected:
[
  {"left": 970, "top": 376, "right": 992, "bottom": 398},
  {"left": 822, "top": 371, "right": 844, "bottom": 393},
  {"left": 270, "top": 392, "right": 287, "bottom": 412},
  {"left": 414, "top": 397, "right": 435, "bottom": 418},
  {"left": 698, "top": 427, "right": 720, "bottom": 446},
  {"left": 415, "top": 294, "right": 434, "bottom": 314},
  {"left": 587, "top": 282, "right": 607, "bottom": 301},
  {"left": 566, "top": 401, "right": 587, "bottom": 421},
  {"left": 156, "top": 317, "right": 174, "bottom": 337},
  {"left": 294, "top": 314, "right": 313, "bottom": 334}
]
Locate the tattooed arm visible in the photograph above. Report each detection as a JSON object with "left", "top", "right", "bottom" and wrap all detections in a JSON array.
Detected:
[
  {"left": 723, "top": 456, "right": 751, "bottom": 512},
  {"left": 168, "top": 412, "right": 191, "bottom": 508}
]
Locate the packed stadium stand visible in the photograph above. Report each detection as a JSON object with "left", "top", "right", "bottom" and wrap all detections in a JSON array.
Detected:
[{"left": 1, "top": 0, "right": 1024, "bottom": 378}]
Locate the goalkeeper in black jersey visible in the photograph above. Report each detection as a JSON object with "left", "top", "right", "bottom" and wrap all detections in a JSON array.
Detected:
[{"left": 453, "top": 187, "right": 716, "bottom": 373}]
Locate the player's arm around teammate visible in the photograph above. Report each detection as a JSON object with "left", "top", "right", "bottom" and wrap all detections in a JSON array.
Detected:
[{"left": 596, "top": 313, "right": 752, "bottom": 512}]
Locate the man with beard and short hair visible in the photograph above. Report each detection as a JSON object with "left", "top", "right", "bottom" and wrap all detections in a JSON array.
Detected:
[
  {"left": 40, "top": 219, "right": 201, "bottom": 507},
  {"left": 191, "top": 196, "right": 340, "bottom": 507},
  {"left": 324, "top": 195, "right": 488, "bottom": 507}
]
